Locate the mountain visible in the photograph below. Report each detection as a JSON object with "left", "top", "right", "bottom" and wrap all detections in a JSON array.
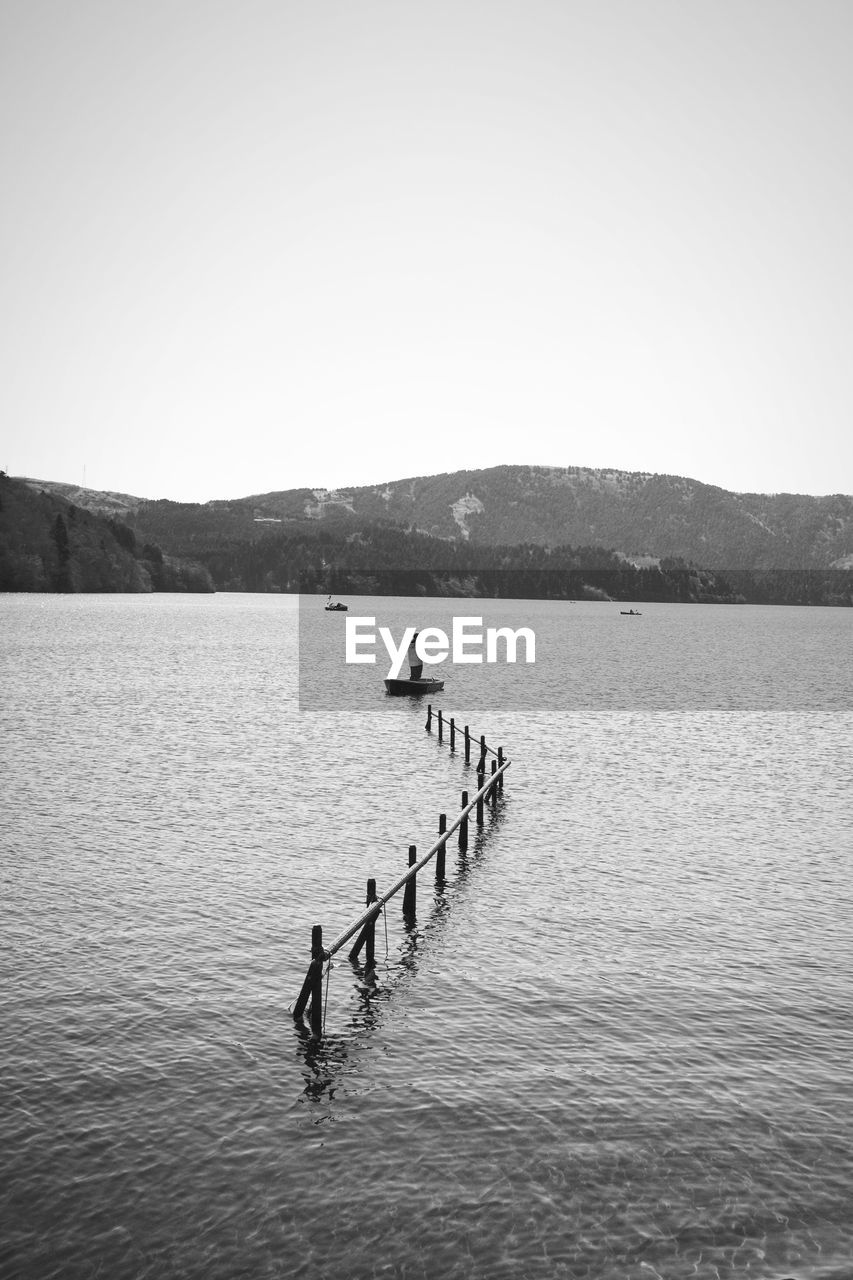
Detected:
[
  {"left": 21, "top": 465, "right": 853, "bottom": 569},
  {"left": 12, "top": 476, "right": 847, "bottom": 605},
  {"left": 0, "top": 473, "right": 213, "bottom": 593},
  {"left": 242, "top": 466, "right": 853, "bottom": 570},
  {"left": 11, "top": 466, "right": 853, "bottom": 606}
]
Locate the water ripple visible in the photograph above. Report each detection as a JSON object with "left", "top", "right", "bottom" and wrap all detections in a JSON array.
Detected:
[{"left": 2, "top": 595, "right": 851, "bottom": 1279}]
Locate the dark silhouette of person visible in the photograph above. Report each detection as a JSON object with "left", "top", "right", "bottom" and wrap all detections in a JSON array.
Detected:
[{"left": 408, "top": 631, "right": 423, "bottom": 680}]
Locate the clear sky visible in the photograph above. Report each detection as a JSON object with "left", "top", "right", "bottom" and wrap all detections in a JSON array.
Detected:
[{"left": 2, "top": 0, "right": 852, "bottom": 502}]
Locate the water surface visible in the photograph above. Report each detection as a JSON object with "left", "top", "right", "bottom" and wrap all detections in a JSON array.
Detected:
[{"left": 2, "top": 594, "right": 851, "bottom": 1279}]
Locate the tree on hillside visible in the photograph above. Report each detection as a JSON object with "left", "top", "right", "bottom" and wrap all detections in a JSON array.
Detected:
[{"left": 52, "top": 513, "right": 73, "bottom": 591}]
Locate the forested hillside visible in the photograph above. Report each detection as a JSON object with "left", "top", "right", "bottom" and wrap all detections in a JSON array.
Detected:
[
  {"left": 24, "top": 465, "right": 853, "bottom": 570},
  {"left": 0, "top": 474, "right": 213, "bottom": 592},
  {"left": 60, "top": 497, "right": 849, "bottom": 605},
  {"left": 243, "top": 465, "right": 853, "bottom": 569},
  {"left": 11, "top": 468, "right": 853, "bottom": 603}
]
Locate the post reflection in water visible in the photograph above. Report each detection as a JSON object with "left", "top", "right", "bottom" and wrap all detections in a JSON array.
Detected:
[
  {"left": 293, "top": 1024, "right": 349, "bottom": 1114},
  {"left": 293, "top": 784, "right": 509, "bottom": 1111}
]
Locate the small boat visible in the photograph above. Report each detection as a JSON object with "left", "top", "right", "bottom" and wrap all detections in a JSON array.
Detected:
[
  {"left": 325, "top": 596, "right": 348, "bottom": 612},
  {"left": 384, "top": 676, "right": 445, "bottom": 696},
  {"left": 620, "top": 609, "right": 642, "bottom": 616}
]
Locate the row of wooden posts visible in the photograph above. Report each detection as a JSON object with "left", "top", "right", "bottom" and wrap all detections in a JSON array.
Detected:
[
  {"left": 293, "top": 707, "right": 510, "bottom": 1037},
  {"left": 424, "top": 704, "right": 505, "bottom": 777}
]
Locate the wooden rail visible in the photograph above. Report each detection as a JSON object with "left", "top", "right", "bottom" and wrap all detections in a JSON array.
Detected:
[{"left": 293, "top": 746, "right": 510, "bottom": 1037}]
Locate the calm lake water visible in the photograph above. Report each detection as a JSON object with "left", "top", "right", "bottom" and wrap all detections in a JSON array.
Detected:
[{"left": 2, "top": 593, "right": 852, "bottom": 1280}]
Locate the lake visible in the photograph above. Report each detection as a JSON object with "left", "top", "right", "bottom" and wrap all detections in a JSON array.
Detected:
[{"left": 2, "top": 593, "right": 852, "bottom": 1280}]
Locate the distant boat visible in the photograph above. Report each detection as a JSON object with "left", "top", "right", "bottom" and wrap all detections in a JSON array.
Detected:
[
  {"left": 620, "top": 609, "right": 642, "bottom": 616},
  {"left": 325, "top": 596, "right": 348, "bottom": 612},
  {"left": 384, "top": 676, "right": 445, "bottom": 696}
]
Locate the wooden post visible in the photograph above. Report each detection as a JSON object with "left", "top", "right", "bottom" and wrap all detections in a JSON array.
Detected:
[
  {"left": 365, "top": 879, "right": 377, "bottom": 967},
  {"left": 294, "top": 924, "right": 325, "bottom": 1028},
  {"left": 491, "top": 759, "right": 498, "bottom": 808},
  {"left": 476, "top": 768, "right": 485, "bottom": 825},
  {"left": 310, "top": 924, "right": 324, "bottom": 1037},
  {"left": 436, "top": 813, "right": 447, "bottom": 882},
  {"left": 498, "top": 746, "right": 504, "bottom": 792},
  {"left": 458, "top": 791, "right": 469, "bottom": 851},
  {"left": 449, "top": 717, "right": 456, "bottom": 751},
  {"left": 479, "top": 734, "right": 487, "bottom": 773},
  {"left": 438, "top": 709, "right": 443, "bottom": 743},
  {"left": 403, "top": 845, "right": 417, "bottom": 918},
  {"left": 464, "top": 725, "right": 470, "bottom": 764},
  {"left": 426, "top": 703, "right": 432, "bottom": 732},
  {"left": 349, "top": 878, "right": 378, "bottom": 965}
]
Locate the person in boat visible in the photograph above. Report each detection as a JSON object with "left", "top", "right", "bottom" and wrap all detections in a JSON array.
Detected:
[{"left": 408, "top": 631, "right": 423, "bottom": 681}]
